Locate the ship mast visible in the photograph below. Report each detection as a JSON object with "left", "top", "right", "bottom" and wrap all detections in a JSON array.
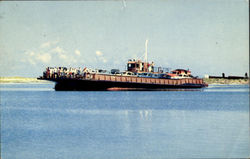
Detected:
[{"left": 145, "top": 39, "right": 148, "bottom": 63}]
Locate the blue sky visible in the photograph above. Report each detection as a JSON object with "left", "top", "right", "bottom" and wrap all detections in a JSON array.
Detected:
[{"left": 0, "top": 0, "right": 248, "bottom": 77}]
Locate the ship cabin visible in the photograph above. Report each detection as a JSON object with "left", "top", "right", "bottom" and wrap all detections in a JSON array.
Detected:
[
  {"left": 127, "top": 59, "right": 154, "bottom": 73},
  {"left": 168, "top": 69, "right": 192, "bottom": 79},
  {"left": 172, "top": 69, "right": 191, "bottom": 75}
]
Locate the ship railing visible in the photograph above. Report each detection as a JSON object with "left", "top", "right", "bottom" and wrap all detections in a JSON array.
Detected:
[
  {"left": 43, "top": 72, "right": 205, "bottom": 86},
  {"left": 92, "top": 74, "right": 204, "bottom": 85}
]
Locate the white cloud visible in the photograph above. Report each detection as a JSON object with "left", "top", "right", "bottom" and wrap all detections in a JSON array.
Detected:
[
  {"left": 96, "top": 50, "right": 103, "bottom": 56},
  {"left": 24, "top": 51, "right": 36, "bottom": 65},
  {"left": 24, "top": 51, "right": 51, "bottom": 65},
  {"left": 29, "top": 51, "right": 35, "bottom": 56},
  {"left": 50, "top": 46, "right": 69, "bottom": 61},
  {"left": 28, "top": 58, "right": 36, "bottom": 65},
  {"left": 75, "top": 49, "right": 81, "bottom": 56},
  {"left": 24, "top": 44, "right": 83, "bottom": 66},
  {"left": 36, "top": 53, "right": 51, "bottom": 63},
  {"left": 25, "top": 51, "right": 34, "bottom": 56},
  {"left": 95, "top": 50, "right": 108, "bottom": 63},
  {"left": 40, "top": 40, "right": 58, "bottom": 49},
  {"left": 40, "top": 42, "right": 51, "bottom": 48},
  {"left": 51, "top": 46, "right": 65, "bottom": 54},
  {"left": 59, "top": 54, "right": 67, "bottom": 60}
]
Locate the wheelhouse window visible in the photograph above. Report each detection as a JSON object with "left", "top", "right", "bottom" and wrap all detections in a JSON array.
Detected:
[{"left": 128, "top": 63, "right": 135, "bottom": 68}]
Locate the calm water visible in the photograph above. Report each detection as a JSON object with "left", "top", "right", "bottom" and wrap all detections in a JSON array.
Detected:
[{"left": 1, "top": 83, "right": 249, "bottom": 159}]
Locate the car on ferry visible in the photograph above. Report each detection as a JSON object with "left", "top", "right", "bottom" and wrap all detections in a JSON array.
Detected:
[
  {"left": 96, "top": 69, "right": 110, "bottom": 75},
  {"left": 121, "top": 71, "right": 136, "bottom": 76},
  {"left": 137, "top": 72, "right": 153, "bottom": 78},
  {"left": 154, "top": 73, "right": 171, "bottom": 79}
]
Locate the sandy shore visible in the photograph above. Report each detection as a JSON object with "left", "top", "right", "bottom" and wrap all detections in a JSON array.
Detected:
[
  {"left": 0, "top": 77, "right": 50, "bottom": 83},
  {"left": 203, "top": 78, "right": 249, "bottom": 85}
]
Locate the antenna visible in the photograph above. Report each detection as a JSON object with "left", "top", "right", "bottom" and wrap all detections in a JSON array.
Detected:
[{"left": 145, "top": 39, "right": 148, "bottom": 63}]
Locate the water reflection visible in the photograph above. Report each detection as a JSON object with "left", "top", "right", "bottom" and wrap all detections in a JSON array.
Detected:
[
  {"left": 139, "top": 110, "right": 152, "bottom": 120},
  {"left": 1, "top": 84, "right": 249, "bottom": 159},
  {"left": 116, "top": 109, "right": 154, "bottom": 136}
]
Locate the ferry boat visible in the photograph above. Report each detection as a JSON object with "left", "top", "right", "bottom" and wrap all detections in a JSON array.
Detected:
[{"left": 38, "top": 41, "right": 208, "bottom": 91}]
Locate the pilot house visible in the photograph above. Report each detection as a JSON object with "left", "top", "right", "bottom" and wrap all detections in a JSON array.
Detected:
[{"left": 127, "top": 59, "right": 154, "bottom": 73}]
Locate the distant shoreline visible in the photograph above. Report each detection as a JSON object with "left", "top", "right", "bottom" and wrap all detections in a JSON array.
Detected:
[
  {"left": 0, "top": 77, "right": 50, "bottom": 83},
  {"left": 0, "top": 76, "right": 249, "bottom": 85}
]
